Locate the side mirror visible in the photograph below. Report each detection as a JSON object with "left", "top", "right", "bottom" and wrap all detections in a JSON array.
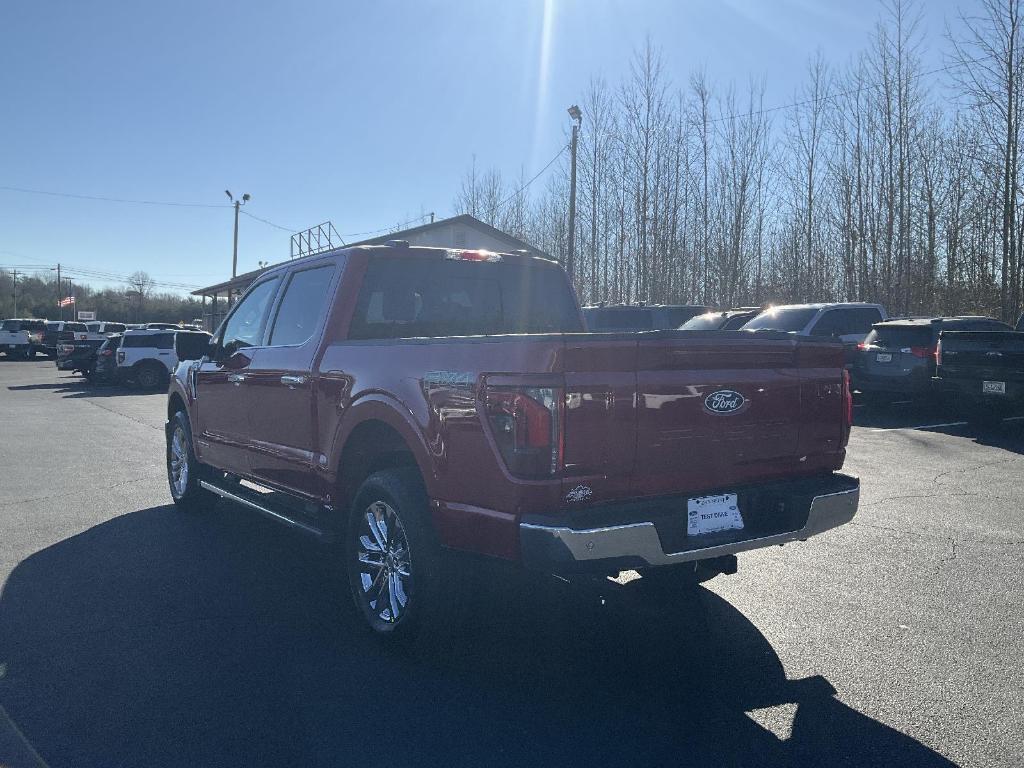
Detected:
[{"left": 222, "top": 350, "right": 252, "bottom": 370}]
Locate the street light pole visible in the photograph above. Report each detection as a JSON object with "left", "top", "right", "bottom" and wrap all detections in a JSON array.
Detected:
[
  {"left": 12, "top": 269, "right": 18, "bottom": 317},
  {"left": 566, "top": 105, "right": 583, "bottom": 288},
  {"left": 225, "top": 190, "right": 251, "bottom": 280}
]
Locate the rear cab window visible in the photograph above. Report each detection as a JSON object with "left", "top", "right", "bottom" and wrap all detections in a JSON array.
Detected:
[{"left": 348, "top": 256, "right": 581, "bottom": 340}]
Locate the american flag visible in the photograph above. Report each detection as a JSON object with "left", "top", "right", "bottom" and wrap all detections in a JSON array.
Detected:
[{"left": 59, "top": 295, "right": 75, "bottom": 307}]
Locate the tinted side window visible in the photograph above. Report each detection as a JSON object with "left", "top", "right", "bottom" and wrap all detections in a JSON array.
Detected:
[
  {"left": 122, "top": 335, "right": 147, "bottom": 348},
  {"left": 154, "top": 333, "right": 175, "bottom": 350},
  {"left": 268, "top": 265, "right": 335, "bottom": 346},
  {"left": 815, "top": 308, "right": 881, "bottom": 337},
  {"left": 810, "top": 311, "right": 836, "bottom": 336},
  {"left": 105, "top": 323, "right": 126, "bottom": 333},
  {"left": 219, "top": 278, "right": 280, "bottom": 352}
]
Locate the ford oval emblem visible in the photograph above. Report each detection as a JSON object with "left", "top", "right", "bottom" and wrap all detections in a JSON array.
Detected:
[{"left": 704, "top": 389, "right": 746, "bottom": 414}]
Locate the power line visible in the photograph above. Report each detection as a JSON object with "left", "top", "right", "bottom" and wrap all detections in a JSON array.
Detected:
[
  {"left": 239, "top": 209, "right": 296, "bottom": 232},
  {"left": 0, "top": 184, "right": 229, "bottom": 209},
  {"left": 495, "top": 143, "right": 569, "bottom": 212}
]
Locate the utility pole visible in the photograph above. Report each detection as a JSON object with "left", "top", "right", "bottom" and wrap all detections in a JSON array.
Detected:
[
  {"left": 566, "top": 105, "right": 583, "bottom": 288},
  {"left": 225, "top": 190, "right": 251, "bottom": 280},
  {"left": 12, "top": 269, "right": 18, "bottom": 317},
  {"left": 57, "top": 263, "right": 62, "bottom": 320}
]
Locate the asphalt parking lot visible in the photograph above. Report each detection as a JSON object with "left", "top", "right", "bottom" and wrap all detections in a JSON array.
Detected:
[{"left": 0, "top": 360, "right": 1022, "bottom": 767}]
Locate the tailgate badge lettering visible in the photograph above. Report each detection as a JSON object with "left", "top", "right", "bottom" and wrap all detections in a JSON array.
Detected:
[
  {"left": 566, "top": 485, "right": 593, "bottom": 503},
  {"left": 704, "top": 389, "right": 746, "bottom": 414}
]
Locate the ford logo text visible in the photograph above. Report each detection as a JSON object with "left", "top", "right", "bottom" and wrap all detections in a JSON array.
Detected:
[{"left": 704, "top": 389, "right": 746, "bottom": 414}]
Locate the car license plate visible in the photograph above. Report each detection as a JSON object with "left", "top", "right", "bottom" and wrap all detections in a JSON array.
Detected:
[
  {"left": 983, "top": 380, "right": 1006, "bottom": 394},
  {"left": 875, "top": 352, "right": 892, "bottom": 363},
  {"left": 6, "top": 344, "right": 15, "bottom": 350},
  {"left": 687, "top": 493, "right": 743, "bottom": 536}
]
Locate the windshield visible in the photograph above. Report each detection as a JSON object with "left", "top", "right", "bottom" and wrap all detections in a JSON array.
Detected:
[
  {"left": 1, "top": 320, "right": 21, "bottom": 332},
  {"left": 741, "top": 307, "right": 820, "bottom": 333},
  {"left": 680, "top": 313, "right": 727, "bottom": 331}
]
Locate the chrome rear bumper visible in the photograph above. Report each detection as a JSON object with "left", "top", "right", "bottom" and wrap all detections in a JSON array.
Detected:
[{"left": 519, "top": 473, "right": 859, "bottom": 571}]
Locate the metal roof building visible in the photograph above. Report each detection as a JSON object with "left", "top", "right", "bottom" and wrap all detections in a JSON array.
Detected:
[{"left": 193, "top": 214, "right": 548, "bottom": 332}]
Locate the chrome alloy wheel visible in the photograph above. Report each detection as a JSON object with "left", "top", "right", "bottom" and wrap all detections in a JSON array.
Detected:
[
  {"left": 355, "top": 500, "right": 412, "bottom": 624},
  {"left": 169, "top": 425, "right": 190, "bottom": 498}
]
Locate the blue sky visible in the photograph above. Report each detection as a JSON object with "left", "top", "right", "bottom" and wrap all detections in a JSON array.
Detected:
[{"left": 0, "top": 0, "right": 960, "bottom": 292}]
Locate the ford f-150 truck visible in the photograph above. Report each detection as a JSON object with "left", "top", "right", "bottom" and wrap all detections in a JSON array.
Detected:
[{"left": 166, "top": 243, "right": 859, "bottom": 638}]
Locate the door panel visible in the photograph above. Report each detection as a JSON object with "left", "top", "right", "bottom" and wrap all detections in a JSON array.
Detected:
[
  {"left": 245, "top": 263, "right": 338, "bottom": 498},
  {"left": 194, "top": 359, "right": 254, "bottom": 476}
]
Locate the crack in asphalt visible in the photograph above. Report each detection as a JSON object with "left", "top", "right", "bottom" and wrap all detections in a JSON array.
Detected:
[
  {"left": 935, "top": 537, "right": 959, "bottom": 575},
  {"left": 849, "top": 520, "right": 1024, "bottom": 548},
  {"left": 0, "top": 476, "right": 154, "bottom": 511},
  {"left": 78, "top": 396, "right": 163, "bottom": 432}
]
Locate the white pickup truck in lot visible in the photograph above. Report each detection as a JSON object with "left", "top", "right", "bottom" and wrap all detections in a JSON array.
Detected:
[
  {"left": 0, "top": 319, "right": 46, "bottom": 358},
  {"left": 0, "top": 319, "right": 31, "bottom": 358}
]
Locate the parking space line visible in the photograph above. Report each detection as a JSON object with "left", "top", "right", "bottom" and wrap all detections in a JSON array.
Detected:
[
  {"left": 0, "top": 705, "right": 49, "bottom": 768},
  {"left": 858, "top": 415, "right": 1024, "bottom": 433},
  {"left": 859, "top": 421, "right": 967, "bottom": 433}
]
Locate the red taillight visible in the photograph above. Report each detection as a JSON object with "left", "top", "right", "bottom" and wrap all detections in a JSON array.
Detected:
[
  {"left": 117, "top": 350, "right": 125, "bottom": 364},
  {"left": 484, "top": 384, "right": 561, "bottom": 477},
  {"left": 101, "top": 349, "right": 113, "bottom": 357},
  {"left": 908, "top": 346, "right": 932, "bottom": 359},
  {"left": 856, "top": 342, "right": 867, "bottom": 351}
]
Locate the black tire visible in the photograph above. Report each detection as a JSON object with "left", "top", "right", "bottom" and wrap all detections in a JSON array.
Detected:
[
  {"left": 167, "top": 410, "right": 215, "bottom": 512},
  {"left": 345, "top": 468, "right": 446, "bottom": 640},
  {"left": 135, "top": 361, "right": 167, "bottom": 390}
]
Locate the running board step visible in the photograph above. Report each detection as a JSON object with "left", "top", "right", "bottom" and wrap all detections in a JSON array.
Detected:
[{"left": 199, "top": 479, "right": 334, "bottom": 541}]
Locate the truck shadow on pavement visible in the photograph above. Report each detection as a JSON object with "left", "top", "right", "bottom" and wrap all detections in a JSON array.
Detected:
[
  {"left": 6, "top": 379, "right": 155, "bottom": 399},
  {"left": 0, "top": 504, "right": 956, "bottom": 768}
]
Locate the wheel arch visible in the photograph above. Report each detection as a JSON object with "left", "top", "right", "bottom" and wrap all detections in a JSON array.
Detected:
[{"left": 330, "top": 399, "right": 435, "bottom": 530}]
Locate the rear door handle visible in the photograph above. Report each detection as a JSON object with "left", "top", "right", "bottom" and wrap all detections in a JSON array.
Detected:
[
  {"left": 227, "top": 373, "right": 246, "bottom": 385},
  {"left": 280, "top": 375, "right": 307, "bottom": 387}
]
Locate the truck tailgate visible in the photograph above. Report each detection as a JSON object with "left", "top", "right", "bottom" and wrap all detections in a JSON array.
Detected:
[
  {"left": 560, "top": 332, "right": 847, "bottom": 505},
  {"left": 938, "top": 331, "right": 1024, "bottom": 381}
]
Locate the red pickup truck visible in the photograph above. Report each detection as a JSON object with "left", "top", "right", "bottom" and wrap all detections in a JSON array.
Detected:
[{"left": 166, "top": 243, "right": 858, "bottom": 637}]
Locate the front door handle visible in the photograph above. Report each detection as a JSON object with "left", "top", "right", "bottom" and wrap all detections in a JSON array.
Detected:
[
  {"left": 227, "top": 373, "right": 246, "bottom": 385},
  {"left": 280, "top": 374, "right": 307, "bottom": 387}
]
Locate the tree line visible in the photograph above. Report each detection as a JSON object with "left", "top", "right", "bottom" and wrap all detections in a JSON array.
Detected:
[
  {"left": 455, "top": 0, "right": 1024, "bottom": 323},
  {"left": 0, "top": 269, "right": 217, "bottom": 324}
]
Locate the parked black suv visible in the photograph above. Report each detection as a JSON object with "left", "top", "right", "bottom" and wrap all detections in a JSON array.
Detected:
[{"left": 582, "top": 303, "right": 711, "bottom": 332}]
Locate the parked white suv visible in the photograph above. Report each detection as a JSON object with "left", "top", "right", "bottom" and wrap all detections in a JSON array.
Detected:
[{"left": 117, "top": 329, "right": 211, "bottom": 389}]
